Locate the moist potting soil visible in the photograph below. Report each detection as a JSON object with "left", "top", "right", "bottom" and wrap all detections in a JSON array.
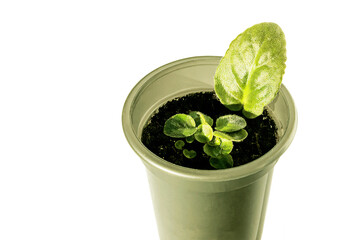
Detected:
[{"left": 141, "top": 91, "right": 278, "bottom": 170}]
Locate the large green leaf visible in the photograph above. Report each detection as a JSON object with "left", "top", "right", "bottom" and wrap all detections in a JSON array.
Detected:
[{"left": 214, "top": 22, "right": 286, "bottom": 118}]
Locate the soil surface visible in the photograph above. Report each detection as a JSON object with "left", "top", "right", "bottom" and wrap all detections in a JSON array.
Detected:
[{"left": 141, "top": 91, "right": 278, "bottom": 170}]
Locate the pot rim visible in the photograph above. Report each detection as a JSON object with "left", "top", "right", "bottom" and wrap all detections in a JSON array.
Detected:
[{"left": 122, "top": 56, "right": 297, "bottom": 182}]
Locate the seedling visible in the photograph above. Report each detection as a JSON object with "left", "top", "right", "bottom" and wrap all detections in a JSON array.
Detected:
[
  {"left": 175, "top": 140, "right": 185, "bottom": 150},
  {"left": 164, "top": 112, "right": 247, "bottom": 169},
  {"left": 183, "top": 149, "right": 197, "bottom": 159}
]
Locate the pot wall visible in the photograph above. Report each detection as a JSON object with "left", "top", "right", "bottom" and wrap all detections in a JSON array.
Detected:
[
  {"left": 146, "top": 166, "right": 274, "bottom": 240},
  {"left": 122, "top": 56, "right": 297, "bottom": 240}
]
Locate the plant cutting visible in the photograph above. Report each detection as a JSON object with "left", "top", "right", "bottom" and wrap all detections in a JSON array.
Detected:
[{"left": 123, "top": 22, "right": 297, "bottom": 240}]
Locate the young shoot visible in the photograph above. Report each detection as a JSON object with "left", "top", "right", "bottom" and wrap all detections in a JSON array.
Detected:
[
  {"left": 183, "top": 149, "right": 197, "bottom": 159},
  {"left": 175, "top": 140, "right": 185, "bottom": 150},
  {"left": 163, "top": 111, "right": 248, "bottom": 169}
]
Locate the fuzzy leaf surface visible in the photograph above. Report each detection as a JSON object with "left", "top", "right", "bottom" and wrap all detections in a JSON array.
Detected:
[
  {"left": 215, "top": 114, "right": 247, "bottom": 132},
  {"left": 163, "top": 114, "right": 197, "bottom": 138},
  {"left": 203, "top": 144, "right": 221, "bottom": 158},
  {"left": 214, "top": 22, "right": 286, "bottom": 118},
  {"left": 194, "top": 124, "right": 213, "bottom": 143},
  {"left": 214, "top": 130, "right": 248, "bottom": 142}
]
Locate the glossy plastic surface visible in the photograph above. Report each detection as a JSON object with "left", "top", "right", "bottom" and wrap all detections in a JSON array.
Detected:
[{"left": 122, "top": 56, "right": 297, "bottom": 240}]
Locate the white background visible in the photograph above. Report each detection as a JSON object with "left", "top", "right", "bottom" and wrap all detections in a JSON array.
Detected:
[{"left": 1, "top": 0, "right": 359, "bottom": 239}]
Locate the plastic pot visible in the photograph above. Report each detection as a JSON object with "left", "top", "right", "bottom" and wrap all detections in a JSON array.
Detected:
[{"left": 122, "top": 56, "right": 297, "bottom": 240}]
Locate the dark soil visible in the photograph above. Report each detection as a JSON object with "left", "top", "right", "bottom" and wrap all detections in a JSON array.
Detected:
[{"left": 141, "top": 91, "right": 278, "bottom": 170}]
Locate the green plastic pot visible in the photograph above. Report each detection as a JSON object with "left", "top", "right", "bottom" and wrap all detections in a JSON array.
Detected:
[{"left": 122, "top": 56, "right": 297, "bottom": 240}]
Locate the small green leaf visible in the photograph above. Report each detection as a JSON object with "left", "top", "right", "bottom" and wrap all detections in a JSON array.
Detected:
[
  {"left": 214, "top": 129, "right": 248, "bottom": 142},
  {"left": 214, "top": 22, "right": 286, "bottom": 118},
  {"left": 203, "top": 138, "right": 233, "bottom": 157},
  {"left": 189, "top": 111, "right": 213, "bottom": 126},
  {"left": 210, "top": 155, "right": 234, "bottom": 169},
  {"left": 208, "top": 135, "right": 221, "bottom": 146},
  {"left": 185, "top": 135, "right": 195, "bottom": 143},
  {"left": 203, "top": 144, "right": 221, "bottom": 158},
  {"left": 164, "top": 114, "right": 197, "bottom": 138},
  {"left": 219, "top": 138, "right": 233, "bottom": 155},
  {"left": 215, "top": 115, "right": 247, "bottom": 132},
  {"left": 183, "top": 149, "right": 197, "bottom": 159},
  {"left": 194, "top": 124, "right": 213, "bottom": 143},
  {"left": 175, "top": 140, "right": 185, "bottom": 150}
]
